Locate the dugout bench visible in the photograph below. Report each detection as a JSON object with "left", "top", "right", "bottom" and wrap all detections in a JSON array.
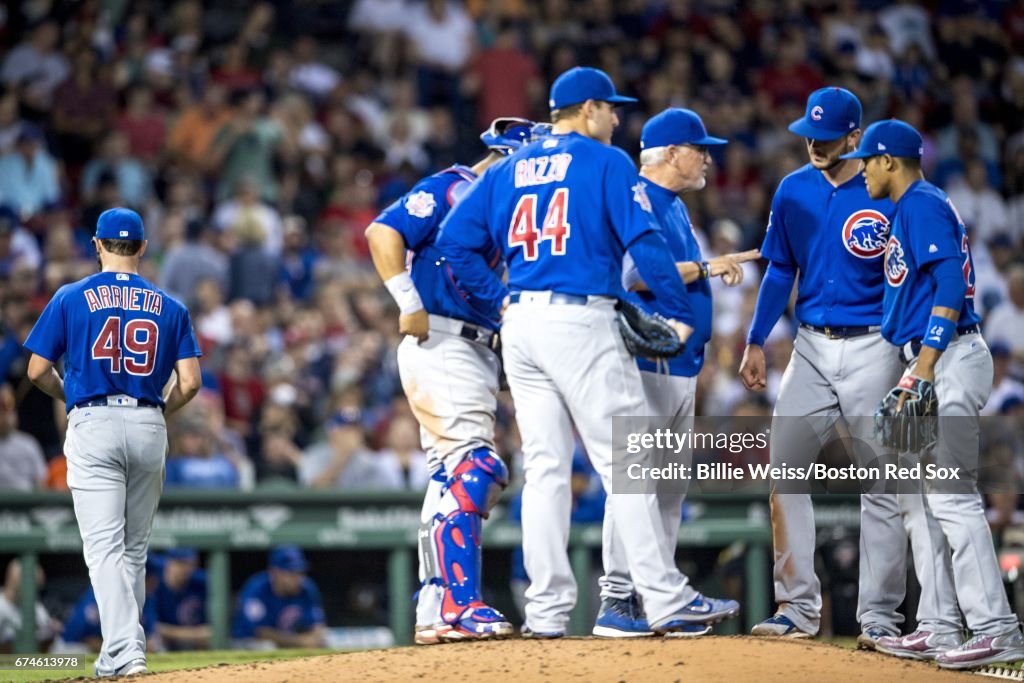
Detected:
[{"left": 0, "top": 491, "right": 861, "bottom": 652}]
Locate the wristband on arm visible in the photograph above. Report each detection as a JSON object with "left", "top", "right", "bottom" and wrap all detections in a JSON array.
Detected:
[
  {"left": 921, "top": 315, "right": 957, "bottom": 351},
  {"left": 384, "top": 271, "right": 424, "bottom": 315}
]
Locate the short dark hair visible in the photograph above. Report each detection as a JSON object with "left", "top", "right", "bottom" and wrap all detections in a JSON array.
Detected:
[
  {"left": 99, "top": 238, "right": 143, "bottom": 256},
  {"left": 551, "top": 102, "right": 584, "bottom": 122}
]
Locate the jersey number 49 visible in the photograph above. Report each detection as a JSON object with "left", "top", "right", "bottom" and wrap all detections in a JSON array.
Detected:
[
  {"left": 508, "top": 189, "right": 571, "bottom": 261},
  {"left": 91, "top": 317, "right": 159, "bottom": 376}
]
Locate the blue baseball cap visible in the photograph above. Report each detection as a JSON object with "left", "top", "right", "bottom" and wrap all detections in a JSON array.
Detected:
[
  {"left": 641, "top": 108, "right": 727, "bottom": 149},
  {"left": 269, "top": 545, "right": 308, "bottom": 572},
  {"left": 165, "top": 547, "right": 198, "bottom": 562},
  {"left": 96, "top": 207, "right": 145, "bottom": 241},
  {"left": 548, "top": 67, "right": 637, "bottom": 110},
  {"left": 788, "top": 87, "right": 862, "bottom": 141},
  {"left": 840, "top": 119, "right": 924, "bottom": 160}
]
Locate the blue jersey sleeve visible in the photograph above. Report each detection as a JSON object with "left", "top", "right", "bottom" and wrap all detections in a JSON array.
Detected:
[
  {"left": 375, "top": 180, "right": 452, "bottom": 250},
  {"left": 302, "top": 579, "right": 326, "bottom": 627},
  {"left": 23, "top": 287, "right": 68, "bottom": 362},
  {"left": 436, "top": 176, "right": 510, "bottom": 308},
  {"left": 231, "top": 577, "right": 269, "bottom": 638},
  {"left": 175, "top": 307, "right": 202, "bottom": 360},
  {"left": 904, "top": 194, "right": 962, "bottom": 269},
  {"left": 760, "top": 188, "right": 795, "bottom": 267},
  {"left": 604, "top": 150, "right": 658, "bottom": 249}
]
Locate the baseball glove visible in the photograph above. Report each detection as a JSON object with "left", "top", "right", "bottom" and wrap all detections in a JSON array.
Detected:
[
  {"left": 615, "top": 299, "right": 685, "bottom": 359},
  {"left": 873, "top": 374, "right": 938, "bottom": 452}
]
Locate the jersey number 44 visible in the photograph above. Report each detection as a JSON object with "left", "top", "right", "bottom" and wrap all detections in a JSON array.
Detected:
[{"left": 508, "top": 188, "right": 571, "bottom": 261}]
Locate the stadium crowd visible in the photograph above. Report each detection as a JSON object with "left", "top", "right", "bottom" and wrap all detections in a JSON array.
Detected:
[{"left": 0, "top": 0, "right": 1022, "bottom": 649}]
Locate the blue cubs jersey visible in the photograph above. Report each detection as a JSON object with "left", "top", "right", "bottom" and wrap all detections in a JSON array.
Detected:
[
  {"left": 24, "top": 271, "right": 201, "bottom": 412},
  {"left": 881, "top": 180, "right": 980, "bottom": 345},
  {"left": 627, "top": 181, "right": 711, "bottom": 377},
  {"left": 437, "top": 132, "right": 659, "bottom": 297},
  {"left": 152, "top": 569, "right": 207, "bottom": 627},
  {"left": 62, "top": 586, "right": 157, "bottom": 643},
  {"left": 761, "top": 165, "right": 895, "bottom": 326},
  {"left": 231, "top": 571, "right": 325, "bottom": 638},
  {"left": 374, "top": 165, "right": 505, "bottom": 331}
]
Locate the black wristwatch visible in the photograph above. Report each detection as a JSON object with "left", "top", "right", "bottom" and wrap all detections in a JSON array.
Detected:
[{"left": 698, "top": 261, "right": 710, "bottom": 280}]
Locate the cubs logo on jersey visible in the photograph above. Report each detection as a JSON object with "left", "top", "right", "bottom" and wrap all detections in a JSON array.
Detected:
[
  {"left": 842, "top": 209, "right": 889, "bottom": 258},
  {"left": 884, "top": 236, "right": 908, "bottom": 286}
]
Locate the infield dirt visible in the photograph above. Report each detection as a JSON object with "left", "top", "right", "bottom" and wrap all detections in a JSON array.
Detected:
[{"left": 144, "top": 636, "right": 989, "bottom": 682}]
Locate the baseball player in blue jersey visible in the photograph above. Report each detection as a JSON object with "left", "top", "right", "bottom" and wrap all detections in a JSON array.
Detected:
[
  {"left": 24, "top": 208, "right": 201, "bottom": 677},
  {"left": 595, "top": 108, "right": 756, "bottom": 637},
  {"left": 437, "top": 66, "right": 738, "bottom": 637},
  {"left": 231, "top": 546, "right": 326, "bottom": 649},
  {"left": 151, "top": 548, "right": 209, "bottom": 650},
  {"left": 365, "top": 117, "right": 534, "bottom": 643},
  {"left": 842, "top": 120, "right": 1024, "bottom": 669},
  {"left": 739, "top": 88, "right": 954, "bottom": 646}
]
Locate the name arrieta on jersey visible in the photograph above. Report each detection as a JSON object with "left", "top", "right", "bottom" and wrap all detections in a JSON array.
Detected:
[{"left": 84, "top": 276, "right": 164, "bottom": 314}]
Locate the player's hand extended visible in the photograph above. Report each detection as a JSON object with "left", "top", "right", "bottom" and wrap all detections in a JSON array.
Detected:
[
  {"left": 709, "top": 256, "right": 744, "bottom": 287},
  {"left": 666, "top": 319, "right": 694, "bottom": 345},
  {"left": 739, "top": 344, "right": 767, "bottom": 391},
  {"left": 400, "top": 309, "right": 429, "bottom": 341}
]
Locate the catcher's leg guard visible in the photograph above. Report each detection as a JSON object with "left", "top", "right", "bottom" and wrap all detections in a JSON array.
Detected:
[{"left": 430, "top": 448, "right": 513, "bottom": 639}]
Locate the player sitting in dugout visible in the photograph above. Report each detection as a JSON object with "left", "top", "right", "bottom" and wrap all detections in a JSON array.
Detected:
[
  {"left": 54, "top": 554, "right": 162, "bottom": 654},
  {"left": 150, "top": 548, "right": 210, "bottom": 650},
  {"left": 231, "top": 546, "right": 327, "bottom": 650}
]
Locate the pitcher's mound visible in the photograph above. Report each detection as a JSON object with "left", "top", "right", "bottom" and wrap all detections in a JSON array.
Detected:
[{"left": 144, "top": 637, "right": 1000, "bottom": 682}]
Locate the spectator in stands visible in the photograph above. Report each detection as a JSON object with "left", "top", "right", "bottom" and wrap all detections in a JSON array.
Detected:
[
  {"left": 231, "top": 546, "right": 326, "bottom": 649},
  {"left": 167, "top": 83, "right": 232, "bottom": 174},
  {"left": 80, "top": 131, "right": 153, "bottom": 209},
  {"left": 116, "top": 86, "right": 166, "bottom": 167},
  {"left": 208, "top": 89, "right": 292, "bottom": 204},
  {"left": 164, "top": 414, "right": 242, "bottom": 489},
  {"left": 0, "top": 559, "right": 59, "bottom": 653},
  {"left": 0, "top": 208, "right": 42, "bottom": 278},
  {"left": 405, "top": 0, "right": 475, "bottom": 110},
  {"left": 279, "top": 216, "right": 319, "bottom": 302},
  {"left": 214, "top": 176, "right": 284, "bottom": 256},
  {"left": 375, "top": 413, "right": 428, "bottom": 490},
  {"left": 0, "top": 92, "right": 27, "bottom": 156},
  {"left": 985, "top": 266, "right": 1024, "bottom": 374},
  {"left": 0, "top": 124, "right": 60, "bottom": 219},
  {"left": 51, "top": 47, "right": 117, "bottom": 171},
  {"left": 946, "top": 158, "right": 1010, "bottom": 244},
  {"left": 151, "top": 548, "right": 209, "bottom": 651},
  {"left": 288, "top": 36, "right": 341, "bottom": 102},
  {"left": 464, "top": 22, "right": 543, "bottom": 130},
  {"left": 301, "top": 407, "right": 397, "bottom": 489},
  {"left": 228, "top": 215, "right": 279, "bottom": 307},
  {"left": 0, "top": 382, "right": 46, "bottom": 491},
  {"left": 0, "top": 19, "right": 68, "bottom": 113},
  {"left": 160, "top": 219, "right": 229, "bottom": 309}
]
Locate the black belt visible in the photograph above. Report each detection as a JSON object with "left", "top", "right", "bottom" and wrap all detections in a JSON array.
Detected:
[
  {"left": 799, "top": 323, "right": 880, "bottom": 340},
  {"left": 458, "top": 324, "right": 496, "bottom": 347},
  {"left": 899, "top": 324, "right": 981, "bottom": 364},
  {"left": 508, "top": 292, "right": 589, "bottom": 305},
  {"left": 75, "top": 398, "right": 162, "bottom": 410}
]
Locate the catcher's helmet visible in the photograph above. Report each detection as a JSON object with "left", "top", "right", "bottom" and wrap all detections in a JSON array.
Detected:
[{"left": 480, "top": 117, "right": 535, "bottom": 154}]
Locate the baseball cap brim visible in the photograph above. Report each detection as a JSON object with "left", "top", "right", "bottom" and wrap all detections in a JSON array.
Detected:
[
  {"left": 838, "top": 149, "right": 874, "bottom": 160},
  {"left": 693, "top": 135, "right": 728, "bottom": 145},
  {"left": 787, "top": 118, "right": 848, "bottom": 141},
  {"left": 604, "top": 94, "right": 638, "bottom": 105}
]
